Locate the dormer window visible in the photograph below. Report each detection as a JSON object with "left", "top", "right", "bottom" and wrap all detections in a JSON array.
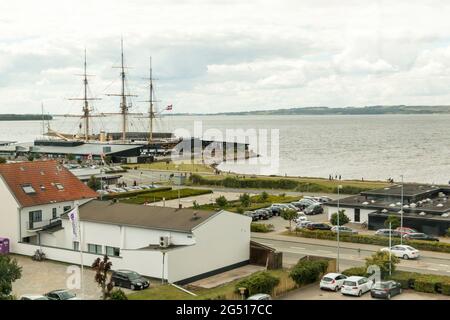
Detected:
[
  {"left": 55, "top": 183, "right": 64, "bottom": 190},
  {"left": 22, "top": 184, "right": 36, "bottom": 194}
]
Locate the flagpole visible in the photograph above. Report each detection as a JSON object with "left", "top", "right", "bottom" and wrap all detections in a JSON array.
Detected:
[{"left": 76, "top": 202, "right": 84, "bottom": 299}]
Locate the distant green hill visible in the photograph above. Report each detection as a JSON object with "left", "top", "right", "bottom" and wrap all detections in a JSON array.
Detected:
[
  {"left": 0, "top": 114, "right": 53, "bottom": 121},
  {"left": 167, "top": 105, "right": 450, "bottom": 116}
]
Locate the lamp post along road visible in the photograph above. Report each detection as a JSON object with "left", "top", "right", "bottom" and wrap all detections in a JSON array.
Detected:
[
  {"left": 400, "top": 175, "right": 404, "bottom": 245},
  {"left": 337, "top": 184, "right": 342, "bottom": 272}
]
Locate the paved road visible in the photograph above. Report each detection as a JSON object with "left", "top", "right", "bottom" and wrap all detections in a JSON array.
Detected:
[{"left": 252, "top": 235, "right": 450, "bottom": 276}]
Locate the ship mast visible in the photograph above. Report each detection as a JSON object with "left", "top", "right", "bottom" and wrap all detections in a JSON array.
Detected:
[
  {"left": 106, "top": 39, "right": 137, "bottom": 142},
  {"left": 148, "top": 57, "right": 156, "bottom": 143},
  {"left": 67, "top": 49, "right": 101, "bottom": 142}
]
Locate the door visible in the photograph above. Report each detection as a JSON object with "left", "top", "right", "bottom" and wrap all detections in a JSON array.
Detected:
[{"left": 354, "top": 209, "right": 360, "bottom": 222}]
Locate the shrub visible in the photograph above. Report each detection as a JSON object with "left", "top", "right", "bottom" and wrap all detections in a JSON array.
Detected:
[
  {"left": 110, "top": 289, "right": 128, "bottom": 300},
  {"left": 442, "top": 281, "right": 450, "bottom": 296},
  {"left": 414, "top": 275, "right": 443, "bottom": 294},
  {"left": 384, "top": 215, "right": 400, "bottom": 229},
  {"left": 102, "top": 187, "right": 172, "bottom": 200},
  {"left": 0, "top": 157, "right": 6, "bottom": 164},
  {"left": 364, "top": 251, "right": 400, "bottom": 279},
  {"left": 289, "top": 259, "right": 329, "bottom": 286},
  {"left": 330, "top": 210, "right": 350, "bottom": 226},
  {"left": 446, "top": 228, "right": 450, "bottom": 237},
  {"left": 251, "top": 223, "right": 274, "bottom": 233},
  {"left": 388, "top": 271, "right": 421, "bottom": 289},
  {"left": 259, "top": 191, "right": 269, "bottom": 202},
  {"left": 215, "top": 196, "right": 228, "bottom": 208},
  {"left": 235, "top": 272, "right": 280, "bottom": 298},
  {"left": 342, "top": 267, "right": 368, "bottom": 277},
  {"left": 239, "top": 193, "right": 251, "bottom": 208},
  {"left": 87, "top": 175, "right": 101, "bottom": 191}
]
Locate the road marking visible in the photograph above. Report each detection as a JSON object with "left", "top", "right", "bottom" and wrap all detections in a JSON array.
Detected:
[
  {"left": 290, "top": 246, "right": 306, "bottom": 250},
  {"left": 317, "top": 250, "right": 331, "bottom": 254},
  {"left": 426, "top": 268, "right": 439, "bottom": 271}
]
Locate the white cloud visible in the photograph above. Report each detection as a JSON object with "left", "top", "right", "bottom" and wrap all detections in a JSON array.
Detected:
[{"left": 2, "top": 0, "right": 450, "bottom": 114}]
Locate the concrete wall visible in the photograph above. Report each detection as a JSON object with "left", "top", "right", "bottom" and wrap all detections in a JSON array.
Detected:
[{"left": 167, "top": 211, "right": 251, "bottom": 283}]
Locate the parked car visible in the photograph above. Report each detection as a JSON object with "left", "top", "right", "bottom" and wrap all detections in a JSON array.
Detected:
[
  {"left": 294, "top": 212, "right": 307, "bottom": 223},
  {"left": 44, "top": 289, "right": 80, "bottom": 300},
  {"left": 304, "top": 203, "right": 324, "bottom": 215},
  {"left": 331, "top": 226, "right": 358, "bottom": 234},
  {"left": 292, "top": 199, "right": 319, "bottom": 209},
  {"left": 315, "top": 196, "right": 333, "bottom": 203},
  {"left": 380, "top": 245, "right": 420, "bottom": 260},
  {"left": 375, "top": 229, "right": 402, "bottom": 238},
  {"left": 395, "top": 227, "right": 418, "bottom": 236},
  {"left": 268, "top": 204, "right": 283, "bottom": 216},
  {"left": 284, "top": 203, "right": 300, "bottom": 211},
  {"left": 244, "top": 211, "right": 260, "bottom": 221},
  {"left": 247, "top": 293, "right": 271, "bottom": 300},
  {"left": 254, "top": 209, "right": 270, "bottom": 220},
  {"left": 296, "top": 220, "right": 312, "bottom": 229},
  {"left": 340, "top": 276, "right": 373, "bottom": 297},
  {"left": 403, "top": 232, "right": 439, "bottom": 242},
  {"left": 111, "top": 270, "right": 150, "bottom": 290},
  {"left": 19, "top": 295, "right": 49, "bottom": 300},
  {"left": 320, "top": 273, "right": 347, "bottom": 291},
  {"left": 370, "top": 281, "right": 402, "bottom": 300},
  {"left": 306, "top": 222, "right": 332, "bottom": 231}
]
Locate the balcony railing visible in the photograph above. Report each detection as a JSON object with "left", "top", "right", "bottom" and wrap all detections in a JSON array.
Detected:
[{"left": 27, "top": 218, "right": 62, "bottom": 231}]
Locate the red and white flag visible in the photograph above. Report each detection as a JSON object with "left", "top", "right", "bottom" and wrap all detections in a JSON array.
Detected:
[{"left": 166, "top": 105, "right": 173, "bottom": 111}]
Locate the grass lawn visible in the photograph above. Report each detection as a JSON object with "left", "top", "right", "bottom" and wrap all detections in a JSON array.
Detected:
[
  {"left": 196, "top": 194, "right": 300, "bottom": 212},
  {"left": 121, "top": 188, "right": 213, "bottom": 205},
  {"left": 128, "top": 269, "right": 295, "bottom": 300},
  {"left": 130, "top": 161, "right": 215, "bottom": 173}
]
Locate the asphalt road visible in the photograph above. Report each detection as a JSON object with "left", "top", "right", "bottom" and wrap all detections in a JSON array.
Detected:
[{"left": 252, "top": 236, "right": 450, "bottom": 276}]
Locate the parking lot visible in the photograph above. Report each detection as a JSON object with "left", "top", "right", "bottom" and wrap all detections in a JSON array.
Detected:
[{"left": 279, "top": 283, "right": 450, "bottom": 300}]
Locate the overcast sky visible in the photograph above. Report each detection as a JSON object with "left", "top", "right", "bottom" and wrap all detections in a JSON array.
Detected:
[{"left": 2, "top": 0, "right": 450, "bottom": 114}]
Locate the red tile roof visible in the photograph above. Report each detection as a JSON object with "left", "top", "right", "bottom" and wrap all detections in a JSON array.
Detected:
[{"left": 0, "top": 160, "right": 98, "bottom": 207}]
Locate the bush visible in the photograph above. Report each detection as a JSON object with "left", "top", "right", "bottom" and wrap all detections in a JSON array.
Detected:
[
  {"left": 342, "top": 267, "right": 368, "bottom": 277},
  {"left": 235, "top": 272, "right": 280, "bottom": 298},
  {"left": 259, "top": 191, "right": 269, "bottom": 202},
  {"left": 384, "top": 215, "right": 400, "bottom": 229},
  {"left": 289, "top": 259, "right": 329, "bottom": 286},
  {"left": 239, "top": 193, "right": 251, "bottom": 208},
  {"left": 0, "top": 157, "right": 6, "bottom": 164},
  {"left": 292, "top": 229, "right": 450, "bottom": 254},
  {"left": 102, "top": 187, "right": 172, "bottom": 200},
  {"left": 330, "top": 210, "right": 350, "bottom": 226},
  {"left": 442, "top": 281, "right": 450, "bottom": 296},
  {"left": 110, "top": 289, "right": 128, "bottom": 300},
  {"left": 215, "top": 196, "right": 228, "bottom": 208},
  {"left": 414, "top": 275, "right": 443, "bottom": 294},
  {"left": 87, "top": 175, "right": 101, "bottom": 191},
  {"left": 251, "top": 223, "right": 274, "bottom": 233},
  {"left": 364, "top": 251, "right": 400, "bottom": 279},
  {"left": 446, "top": 228, "right": 450, "bottom": 237}
]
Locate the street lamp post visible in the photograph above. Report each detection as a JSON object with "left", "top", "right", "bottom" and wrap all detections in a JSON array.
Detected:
[
  {"left": 389, "top": 221, "right": 392, "bottom": 276},
  {"left": 400, "top": 175, "right": 404, "bottom": 245},
  {"left": 337, "top": 184, "right": 342, "bottom": 272}
]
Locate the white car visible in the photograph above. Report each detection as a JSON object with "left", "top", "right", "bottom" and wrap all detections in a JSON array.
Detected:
[
  {"left": 19, "top": 294, "right": 49, "bottom": 300},
  {"left": 380, "top": 245, "right": 420, "bottom": 260},
  {"left": 247, "top": 293, "right": 271, "bottom": 300},
  {"left": 296, "top": 220, "right": 312, "bottom": 229},
  {"left": 320, "top": 273, "right": 347, "bottom": 291},
  {"left": 294, "top": 213, "right": 307, "bottom": 223},
  {"left": 341, "top": 276, "right": 373, "bottom": 297}
]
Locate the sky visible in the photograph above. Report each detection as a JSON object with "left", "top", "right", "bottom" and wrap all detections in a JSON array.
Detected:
[{"left": 2, "top": 0, "right": 450, "bottom": 114}]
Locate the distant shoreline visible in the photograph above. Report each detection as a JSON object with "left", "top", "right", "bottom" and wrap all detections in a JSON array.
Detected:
[{"left": 0, "top": 114, "right": 53, "bottom": 121}]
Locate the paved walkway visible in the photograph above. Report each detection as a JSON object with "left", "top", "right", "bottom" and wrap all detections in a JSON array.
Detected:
[{"left": 189, "top": 265, "right": 265, "bottom": 289}]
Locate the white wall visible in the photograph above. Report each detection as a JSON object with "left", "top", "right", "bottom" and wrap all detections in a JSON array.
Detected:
[
  {"left": 326, "top": 205, "right": 375, "bottom": 223},
  {"left": 167, "top": 211, "right": 251, "bottom": 283},
  {"left": 0, "top": 178, "right": 20, "bottom": 250}
]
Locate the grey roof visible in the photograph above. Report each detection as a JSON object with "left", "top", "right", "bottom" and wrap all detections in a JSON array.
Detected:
[
  {"left": 68, "top": 200, "right": 219, "bottom": 233},
  {"left": 360, "top": 184, "right": 442, "bottom": 198}
]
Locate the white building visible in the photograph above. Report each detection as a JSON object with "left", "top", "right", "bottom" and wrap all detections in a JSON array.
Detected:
[
  {"left": 0, "top": 160, "right": 252, "bottom": 284},
  {"left": 0, "top": 160, "right": 98, "bottom": 248}
]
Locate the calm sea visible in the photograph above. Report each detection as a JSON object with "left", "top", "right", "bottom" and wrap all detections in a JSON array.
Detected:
[{"left": 1, "top": 114, "right": 449, "bottom": 184}]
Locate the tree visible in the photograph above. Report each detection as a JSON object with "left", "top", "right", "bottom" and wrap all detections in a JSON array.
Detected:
[
  {"left": 239, "top": 193, "right": 251, "bottom": 208},
  {"left": 0, "top": 255, "right": 22, "bottom": 300},
  {"left": 27, "top": 154, "right": 34, "bottom": 162},
  {"left": 235, "top": 272, "right": 280, "bottom": 298},
  {"left": 66, "top": 153, "right": 75, "bottom": 161},
  {"left": 215, "top": 195, "right": 228, "bottom": 208},
  {"left": 87, "top": 175, "right": 101, "bottom": 191},
  {"left": 330, "top": 210, "right": 350, "bottom": 226},
  {"left": 0, "top": 157, "right": 6, "bottom": 164},
  {"left": 92, "top": 255, "right": 114, "bottom": 300},
  {"left": 258, "top": 191, "right": 269, "bottom": 202},
  {"left": 281, "top": 208, "right": 298, "bottom": 230},
  {"left": 365, "top": 251, "right": 400, "bottom": 279},
  {"left": 384, "top": 215, "right": 400, "bottom": 229}
]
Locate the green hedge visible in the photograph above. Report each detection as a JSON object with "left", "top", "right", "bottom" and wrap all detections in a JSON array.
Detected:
[
  {"left": 251, "top": 223, "right": 275, "bottom": 233},
  {"left": 122, "top": 188, "right": 213, "bottom": 205},
  {"left": 292, "top": 229, "right": 450, "bottom": 254},
  {"left": 190, "top": 174, "right": 369, "bottom": 194},
  {"left": 341, "top": 267, "right": 368, "bottom": 277},
  {"left": 442, "top": 281, "right": 450, "bottom": 295},
  {"left": 235, "top": 272, "right": 280, "bottom": 297},
  {"left": 102, "top": 187, "right": 172, "bottom": 200},
  {"left": 289, "top": 259, "right": 329, "bottom": 286}
]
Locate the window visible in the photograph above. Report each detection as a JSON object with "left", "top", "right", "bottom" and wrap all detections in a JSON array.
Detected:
[
  {"left": 354, "top": 208, "right": 360, "bottom": 222},
  {"left": 22, "top": 184, "right": 36, "bottom": 194},
  {"left": 88, "top": 244, "right": 102, "bottom": 254},
  {"left": 73, "top": 241, "right": 79, "bottom": 251},
  {"left": 52, "top": 208, "right": 57, "bottom": 219},
  {"left": 29, "top": 210, "right": 42, "bottom": 222},
  {"left": 106, "top": 246, "right": 120, "bottom": 257},
  {"left": 55, "top": 183, "right": 64, "bottom": 190},
  {"left": 63, "top": 206, "right": 72, "bottom": 213}
]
